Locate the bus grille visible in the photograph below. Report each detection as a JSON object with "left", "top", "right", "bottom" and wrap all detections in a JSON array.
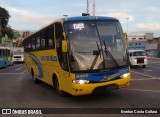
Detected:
[
  {"left": 14, "top": 56, "right": 21, "bottom": 58},
  {"left": 137, "top": 58, "right": 144, "bottom": 63}
]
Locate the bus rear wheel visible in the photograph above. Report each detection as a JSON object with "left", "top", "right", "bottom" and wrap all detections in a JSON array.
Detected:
[{"left": 53, "top": 77, "right": 67, "bottom": 97}]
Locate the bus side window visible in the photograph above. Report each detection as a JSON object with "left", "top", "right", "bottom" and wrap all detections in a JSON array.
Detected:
[
  {"left": 24, "top": 40, "right": 28, "bottom": 52},
  {"left": 41, "top": 31, "right": 46, "bottom": 49},
  {"left": 36, "top": 33, "right": 41, "bottom": 50},
  {"left": 55, "top": 22, "right": 68, "bottom": 71},
  {"left": 48, "top": 25, "right": 55, "bottom": 49},
  {"left": 28, "top": 39, "right": 32, "bottom": 51},
  {"left": 32, "top": 37, "right": 36, "bottom": 50}
]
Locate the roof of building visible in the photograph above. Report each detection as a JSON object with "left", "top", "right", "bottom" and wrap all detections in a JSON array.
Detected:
[
  {"left": 128, "top": 40, "right": 147, "bottom": 42},
  {"left": 128, "top": 49, "right": 146, "bottom": 52}
]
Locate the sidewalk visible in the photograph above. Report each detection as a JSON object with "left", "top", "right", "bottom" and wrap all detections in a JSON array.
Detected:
[
  {"left": 147, "top": 57, "right": 160, "bottom": 64},
  {"left": 148, "top": 57, "right": 160, "bottom": 59}
]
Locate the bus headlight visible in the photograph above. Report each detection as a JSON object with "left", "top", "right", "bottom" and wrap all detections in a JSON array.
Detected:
[
  {"left": 120, "top": 73, "right": 130, "bottom": 78},
  {"left": 134, "top": 59, "right": 137, "bottom": 63},
  {"left": 72, "top": 80, "right": 90, "bottom": 84}
]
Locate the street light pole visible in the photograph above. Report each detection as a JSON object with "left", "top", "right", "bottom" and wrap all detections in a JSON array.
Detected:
[
  {"left": 92, "top": 0, "right": 96, "bottom": 16},
  {"left": 126, "top": 17, "right": 129, "bottom": 34}
]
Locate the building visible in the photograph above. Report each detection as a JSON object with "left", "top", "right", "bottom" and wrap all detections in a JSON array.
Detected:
[
  {"left": 128, "top": 35, "right": 147, "bottom": 50},
  {"left": 145, "top": 37, "right": 160, "bottom": 57},
  {"left": 145, "top": 43, "right": 158, "bottom": 57},
  {"left": 12, "top": 30, "right": 32, "bottom": 47},
  {"left": 128, "top": 40, "right": 147, "bottom": 50},
  {"left": 0, "top": 34, "right": 12, "bottom": 47},
  {"left": 128, "top": 33, "right": 160, "bottom": 57}
]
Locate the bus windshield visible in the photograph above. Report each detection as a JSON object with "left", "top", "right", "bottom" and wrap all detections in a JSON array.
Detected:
[
  {"left": 65, "top": 21, "right": 128, "bottom": 72},
  {"left": 133, "top": 51, "right": 146, "bottom": 56},
  {"left": 14, "top": 51, "right": 24, "bottom": 55}
]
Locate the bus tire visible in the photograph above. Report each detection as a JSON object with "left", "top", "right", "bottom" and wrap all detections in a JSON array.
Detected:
[
  {"left": 143, "top": 65, "right": 146, "bottom": 68},
  {"left": 53, "top": 76, "right": 67, "bottom": 97},
  {"left": 4, "top": 61, "right": 6, "bottom": 68},
  {"left": 31, "top": 69, "right": 39, "bottom": 84}
]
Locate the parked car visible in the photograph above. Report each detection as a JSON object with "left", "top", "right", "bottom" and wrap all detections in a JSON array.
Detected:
[
  {"left": 12, "top": 50, "right": 24, "bottom": 63},
  {"left": 128, "top": 50, "right": 148, "bottom": 68}
]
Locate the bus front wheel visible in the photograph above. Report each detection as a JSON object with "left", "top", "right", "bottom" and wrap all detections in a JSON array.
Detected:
[
  {"left": 53, "top": 77, "right": 67, "bottom": 97},
  {"left": 31, "top": 69, "right": 39, "bottom": 84}
]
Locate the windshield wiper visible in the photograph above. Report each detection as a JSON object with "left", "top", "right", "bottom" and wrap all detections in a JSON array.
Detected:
[
  {"left": 103, "top": 41, "right": 119, "bottom": 67},
  {"left": 90, "top": 41, "right": 102, "bottom": 70}
]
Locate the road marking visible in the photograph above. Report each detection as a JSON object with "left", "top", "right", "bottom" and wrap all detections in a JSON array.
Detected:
[
  {"left": 131, "top": 70, "right": 154, "bottom": 78},
  {"left": 142, "top": 69, "right": 152, "bottom": 71},
  {"left": 15, "top": 67, "right": 22, "bottom": 71},
  {"left": 20, "top": 70, "right": 27, "bottom": 73},
  {"left": 148, "top": 62, "right": 160, "bottom": 64},
  {"left": 132, "top": 77, "right": 160, "bottom": 80},
  {"left": 128, "top": 89, "right": 160, "bottom": 93},
  {"left": 148, "top": 66, "right": 160, "bottom": 70},
  {"left": 0, "top": 64, "right": 22, "bottom": 71},
  {"left": 0, "top": 73, "right": 28, "bottom": 75}
]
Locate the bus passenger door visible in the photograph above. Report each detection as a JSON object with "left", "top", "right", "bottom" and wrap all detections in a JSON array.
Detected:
[
  {"left": 55, "top": 22, "right": 69, "bottom": 72},
  {"left": 55, "top": 22, "right": 70, "bottom": 92}
]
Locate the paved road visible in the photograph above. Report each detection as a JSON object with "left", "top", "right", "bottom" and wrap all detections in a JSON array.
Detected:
[{"left": 0, "top": 58, "right": 160, "bottom": 116}]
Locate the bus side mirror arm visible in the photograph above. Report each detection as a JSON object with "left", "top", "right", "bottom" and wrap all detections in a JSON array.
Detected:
[{"left": 62, "top": 33, "right": 68, "bottom": 52}]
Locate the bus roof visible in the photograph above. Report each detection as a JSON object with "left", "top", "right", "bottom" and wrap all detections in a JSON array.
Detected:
[
  {"left": 62, "top": 16, "right": 118, "bottom": 22},
  {"left": 24, "top": 16, "right": 119, "bottom": 39}
]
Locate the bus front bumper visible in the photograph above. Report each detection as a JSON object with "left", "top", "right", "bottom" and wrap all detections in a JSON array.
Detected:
[{"left": 70, "top": 75, "right": 131, "bottom": 96}]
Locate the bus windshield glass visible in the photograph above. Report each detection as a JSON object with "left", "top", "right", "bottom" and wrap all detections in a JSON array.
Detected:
[
  {"left": 65, "top": 21, "right": 128, "bottom": 72},
  {"left": 133, "top": 51, "right": 146, "bottom": 56},
  {"left": 14, "top": 51, "right": 23, "bottom": 55}
]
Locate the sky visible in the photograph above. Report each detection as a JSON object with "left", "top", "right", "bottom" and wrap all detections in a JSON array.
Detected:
[{"left": 0, "top": 0, "right": 160, "bottom": 37}]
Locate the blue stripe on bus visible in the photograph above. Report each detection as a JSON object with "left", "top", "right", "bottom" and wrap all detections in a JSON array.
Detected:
[
  {"left": 75, "top": 67, "right": 129, "bottom": 82},
  {"left": 29, "top": 53, "right": 44, "bottom": 78}
]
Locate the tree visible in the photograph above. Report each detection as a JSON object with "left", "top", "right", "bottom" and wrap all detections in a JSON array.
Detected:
[
  {"left": 5, "top": 27, "right": 14, "bottom": 39},
  {"left": 0, "top": 6, "right": 13, "bottom": 39}
]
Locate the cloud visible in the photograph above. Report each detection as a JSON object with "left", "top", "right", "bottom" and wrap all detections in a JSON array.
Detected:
[
  {"left": 146, "top": 7, "right": 160, "bottom": 12},
  {"left": 98, "top": 12, "right": 135, "bottom": 23},
  {"left": 6, "top": 7, "right": 54, "bottom": 30},
  {"left": 136, "top": 23, "right": 160, "bottom": 31}
]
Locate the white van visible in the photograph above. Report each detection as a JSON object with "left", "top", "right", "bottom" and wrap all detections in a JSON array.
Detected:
[
  {"left": 128, "top": 50, "right": 148, "bottom": 68},
  {"left": 12, "top": 50, "right": 24, "bottom": 63}
]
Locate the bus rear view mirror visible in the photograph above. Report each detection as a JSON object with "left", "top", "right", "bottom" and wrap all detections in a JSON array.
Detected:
[{"left": 62, "top": 40, "right": 67, "bottom": 52}]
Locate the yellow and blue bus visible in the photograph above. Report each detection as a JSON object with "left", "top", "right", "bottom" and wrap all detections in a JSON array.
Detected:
[
  {"left": 23, "top": 15, "right": 131, "bottom": 96},
  {"left": 0, "top": 46, "right": 12, "bottom": 68}
]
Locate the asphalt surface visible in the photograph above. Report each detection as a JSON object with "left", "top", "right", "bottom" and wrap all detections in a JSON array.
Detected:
[{"left": 0, "top": 58, "right": 160, "bottom": 117}]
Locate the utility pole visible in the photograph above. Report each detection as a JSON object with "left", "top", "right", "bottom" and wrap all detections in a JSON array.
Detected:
[
  {"left": 0, "top": 18, "right": 2, "bottom": 38},
  {"left": 92, "top": 0, "right": 96, "bottom": 16},
  {"left": 63, "top": 15, "right": 68, "bottom": 17},
  {"left": 87, "top": 0, "right": 89, "bottom": 14}
]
